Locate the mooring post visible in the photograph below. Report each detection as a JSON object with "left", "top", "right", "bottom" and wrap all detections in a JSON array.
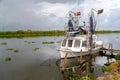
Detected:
[
  {"left": 86, "top": 62, "right": 89, "bottom": 76},
  {"left": 109, "top": 43, "right": 113, "bottom": 59},
  {"left": 107, "top": 43, "right": 112, "bottom": 64},
  {"left": 80, "top": 49, "right": 83, "bottom": 64},
  {"left": 62, "top": 53, "right": 67, "bottom": 71},
  {"left": 61, "top": 70, "right": 67, "bottom": 80}
]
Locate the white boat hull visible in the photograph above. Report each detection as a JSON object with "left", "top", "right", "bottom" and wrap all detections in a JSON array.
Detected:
[{"left": 58, "top": 47, "right": 100, "bottom": 58}]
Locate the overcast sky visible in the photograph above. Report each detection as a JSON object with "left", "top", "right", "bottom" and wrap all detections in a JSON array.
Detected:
[{"left": 0, "top": 0, "right": 120, "bottom": 31}]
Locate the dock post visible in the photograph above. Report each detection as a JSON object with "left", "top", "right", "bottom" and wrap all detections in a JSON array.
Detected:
[
  {"left": 80, "top": 49, "right": 83, "bottom": 64},
  {"left": 107, "top": 43, "right": 113, "bottom": 64},
  {"left": 62, "top": 53, "right": 67, "bottom": 71},
  {"left": 86, "top": 62, "right": 89, "bottom": 76}
]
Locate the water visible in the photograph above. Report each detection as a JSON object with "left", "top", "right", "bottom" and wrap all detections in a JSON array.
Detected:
[{"left": 0, "top": 33, "right": 120, "bottom": 80}]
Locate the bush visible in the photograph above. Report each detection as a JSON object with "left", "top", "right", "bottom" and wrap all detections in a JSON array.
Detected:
[
  {"left": 115, "top": 53, "right": 120, "bottom": 60},
  {"left": 101, "top": 66, "right": 107, "bottom": 72}
]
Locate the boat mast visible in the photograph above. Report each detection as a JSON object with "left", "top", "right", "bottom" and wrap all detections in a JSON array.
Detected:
[{"left": 87, "top": 9, "right": 95, "bottom": 50}]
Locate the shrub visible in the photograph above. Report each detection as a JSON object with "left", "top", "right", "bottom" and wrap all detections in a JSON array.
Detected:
[
  {"left": 101, "top": 66, "right": 107, "bottom": 72},
  {"left": 115, "top": 53, "right": 120, "bottom": 60}
]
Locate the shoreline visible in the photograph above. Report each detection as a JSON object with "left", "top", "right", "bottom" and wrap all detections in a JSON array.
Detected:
[{"left": 0, "top": 30, "right": 120, "bottom": 38}]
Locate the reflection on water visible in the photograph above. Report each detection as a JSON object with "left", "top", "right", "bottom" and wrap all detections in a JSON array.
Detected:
[
  {"left": 56, "top": 55, "right": 94, "bottom": 80},
  {"left": 0, "top": 37, "right": 62, "bottom": 80},
  {"left": 0, "top": 33, "right": 119, "bottom": 80}
]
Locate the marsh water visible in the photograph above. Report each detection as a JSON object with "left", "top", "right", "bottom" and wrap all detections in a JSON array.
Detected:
[{"left": 0, "top": 33, "right": 120, "bottom": 80}]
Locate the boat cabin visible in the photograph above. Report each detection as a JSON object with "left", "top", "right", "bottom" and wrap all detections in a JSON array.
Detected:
[{"left": 61, "top": 36, "right": 87, "bottom": 52}]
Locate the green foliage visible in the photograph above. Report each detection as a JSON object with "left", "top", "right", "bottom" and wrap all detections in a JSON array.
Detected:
[
  {"left": 81, "top": 76, "right": 91, "bottom": 80},
  {"left": 115, "top": 53, "right": 120, "bottom": 60},
  {"left": 69, "top": 73, "right": 96, "bottom": 80},
  {"left": 88, "top": 73, "right": 96, "bottom": 80},
  {"left": 5, "top": 57, "right": 11, "bottom": 61},
  {"left": 101, "top": 66, "right": 107, "bottom": 72}
]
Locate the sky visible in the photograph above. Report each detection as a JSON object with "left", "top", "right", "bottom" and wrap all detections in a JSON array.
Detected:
[{"left": 0, "top": 0, "right": 120, "bottom": 31}]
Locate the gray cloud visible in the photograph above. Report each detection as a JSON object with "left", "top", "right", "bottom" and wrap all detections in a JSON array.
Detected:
[
  {"left": 0, "top": 0, "right": 120, "bottom": 31},
  {"left": 31, "top": 0, "right": 84, "bottom": 4}
]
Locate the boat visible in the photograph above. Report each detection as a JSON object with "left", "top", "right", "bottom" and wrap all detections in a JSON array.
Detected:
[{"left": 58, "top": 8, "right": 104, "bottom": 58}]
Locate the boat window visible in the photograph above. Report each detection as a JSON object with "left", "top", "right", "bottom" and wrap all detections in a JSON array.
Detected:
[
  {"left": 62, "top": 39, "right": 66, "bottom": 47},
  {"left": 82, "top": 41, "right": 86, "bottom": 47},
  {"left": 68, "top": 40, "right": 73, "bottom": 47},
  {"left": 74, "top": 40, "right": 80, "bottom": 48}
]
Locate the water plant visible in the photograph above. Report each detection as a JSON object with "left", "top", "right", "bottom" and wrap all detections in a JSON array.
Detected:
[
  {"left": 5, "top": 57, "right": 11, "bottom": 61},
  {"left": 14, "top": 50, "right": 19, "bottom": 52},
  {"left": 42, "top": 41, "right": 55, "bottom": 44},
  {"left": 34, "top": 48, "right": 39, "bottom": 51},
  {"left": 32, "top": 41, "right": 35, "bottom": 43},
  {"left": 7, "top": 48, "right": 14, "bottom": 50},
  {"left": 1, "top": 42, "right": 7, "bottom": 45}
]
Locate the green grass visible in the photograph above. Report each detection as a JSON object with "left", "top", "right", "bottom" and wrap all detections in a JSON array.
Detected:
[
  {"left": 0, "top": 30, "right": 120, "bottom": 38},
  {"left": 0, "top": 30, "right": 65, "bottom": 38},
  {"left": 5, "top": 57, "right": 11, "bottom": 61},
  {"left": 42, "top": 41, "right": 55, "bottom": 44},
  {"left": 69, "top": 73, "right": 96, "bottom": 80}
]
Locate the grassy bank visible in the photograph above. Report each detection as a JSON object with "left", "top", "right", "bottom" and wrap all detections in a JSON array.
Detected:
[
  {"left": 0, "top": 30, "right": 65, "bottom": 38},
  {"left": 0, "top": 30, "right": 120, "bottom": 38},
  {"left": 95, "top": 30, "right": 120, "bottom": 34}
]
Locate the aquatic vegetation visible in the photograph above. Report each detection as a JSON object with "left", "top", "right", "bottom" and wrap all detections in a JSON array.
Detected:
[
  {"left": 42, "top": 41, "right": 55, "bottom": 44},
  {"left": 115, "top": 53, "right": 120, "bottom": 60},
  {"left": 1, "top": 42, "right": 7, "bottom": 45},
  {"left": 32, "top": 41, "right": 35, "bottom": 43},
  {"left": 14, "top": 50, "right": 19, "bottom": 52},
  {"left": 6, "top": 48, "right": 19, "bottom": 53},
  {"left": 24, "top": 41, "right": 35, "bottom": 44},
  {"left": 7, "top": 48, "right": 14, "bottom": 50},
  {"left": 34, "top": 48, "right": 39, "bottom": 51},
  {"left": 5, "top": 57, "right": 11, "bottom": 61}
]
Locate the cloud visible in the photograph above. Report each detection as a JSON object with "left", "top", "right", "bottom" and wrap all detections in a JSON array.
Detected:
[{"left": 0, "top": 0, "right": 120, "bottom": 30}]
